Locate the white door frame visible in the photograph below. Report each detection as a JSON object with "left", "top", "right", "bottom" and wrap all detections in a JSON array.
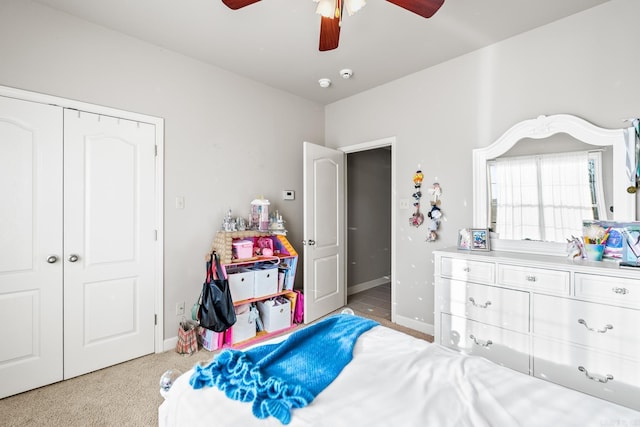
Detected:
[
  {"left": 338, "top": 137, "right": 396, "bottom": 322},
  {"left": 0, "top": 85, "right": 165, "bottom": 353}
]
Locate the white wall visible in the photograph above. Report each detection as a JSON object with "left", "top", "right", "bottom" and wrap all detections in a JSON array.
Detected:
[
  {"left": 325, "top": 0, "right": 640, "bottom": 333},
  {"left": 2, "top": 0, "right": 639, "bottom": 341},
  {"left": 0, "top": 0, "right": 324, "bottom": 342}
]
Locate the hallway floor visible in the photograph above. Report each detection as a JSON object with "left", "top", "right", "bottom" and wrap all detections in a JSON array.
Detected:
[{"left": 346, "top": 282, "right": 391, "bottom": 320}]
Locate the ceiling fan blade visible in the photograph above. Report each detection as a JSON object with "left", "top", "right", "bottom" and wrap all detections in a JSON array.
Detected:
[
  {"left": 385, "top": 0, "right": 445, "bottom": 19},
  {"left": 221, "top": 0, "right": 261, "bottom": 10},
  {"left": 319, "top": 16, "right": 341, "bottom": 52}
]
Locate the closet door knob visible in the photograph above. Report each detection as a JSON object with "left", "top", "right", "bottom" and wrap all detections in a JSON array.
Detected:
[
  {"left": 68, "top": 254, "right": 80, "bottom": 262},
  {"left": 47, "top": 255, "right": 58, "bottom": 263}
]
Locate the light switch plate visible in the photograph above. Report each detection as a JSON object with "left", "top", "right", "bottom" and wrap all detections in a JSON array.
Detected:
[{"left": 283, "top": 190, "right": 295, "bottom": 200}]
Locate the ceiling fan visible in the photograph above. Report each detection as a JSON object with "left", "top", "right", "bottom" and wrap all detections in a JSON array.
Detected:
[{"left": 221, "top": 0, "right": 445, "bottom": 51}]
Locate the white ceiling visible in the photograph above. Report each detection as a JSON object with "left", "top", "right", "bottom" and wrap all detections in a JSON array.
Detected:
[{"left": 34, "top": 0, "right": 609, "bottom": 105}]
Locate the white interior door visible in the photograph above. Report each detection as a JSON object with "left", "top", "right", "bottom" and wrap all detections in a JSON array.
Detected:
[
  {"left": 0, "top": 96, "right": 64, "bottom": 398},
  {"left": 63, "top": 110, "right": 156, "bottom": 379},
  {"left": 303, "top": 142, "right": 345, "bottom": 323}
]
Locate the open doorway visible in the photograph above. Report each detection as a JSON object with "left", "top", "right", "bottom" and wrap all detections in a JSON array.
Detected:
[{"left": 344, "top": 146, "right": 392, "bottom": 320}]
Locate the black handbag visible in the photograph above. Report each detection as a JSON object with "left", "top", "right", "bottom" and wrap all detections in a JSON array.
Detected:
[{"left": 197, "top": 253, "right": 237, "bottom": 332}]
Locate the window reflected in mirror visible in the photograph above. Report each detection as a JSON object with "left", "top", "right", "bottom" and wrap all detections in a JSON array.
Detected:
[{"left": 489, "top": 150, "right": 607, "bottom": 242}]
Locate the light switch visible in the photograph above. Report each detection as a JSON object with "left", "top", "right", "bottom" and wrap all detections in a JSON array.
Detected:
[
  {"left": 175, "top": 196, "right": 185, "bottom": 209},
  {"left": 283, "top": 190, "right": 295, "bottom": 200}
]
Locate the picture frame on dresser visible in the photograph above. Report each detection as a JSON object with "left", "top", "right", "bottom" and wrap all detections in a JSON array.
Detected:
[
  {"left": 457, "top": 228, "right": 472, "bottom": 250},
  {"left": 470, "top": 228, "right": 490, "bottom": 251}
]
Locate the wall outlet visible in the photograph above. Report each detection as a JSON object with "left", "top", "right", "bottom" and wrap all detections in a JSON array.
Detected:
[{"left": 176, "top": 301, "right": 185, "bottom": 316}]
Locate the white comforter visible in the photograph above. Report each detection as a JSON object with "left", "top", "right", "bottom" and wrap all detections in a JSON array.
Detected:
[{"left": 159, "top": 325, "right": 639, "bottom": 427}]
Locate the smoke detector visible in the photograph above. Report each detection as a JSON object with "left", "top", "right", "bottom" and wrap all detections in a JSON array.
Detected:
[
  {"left": 318, "top": 78, "right": 332, "bottom": 88},
  {"left": 339, "top": 68, "right": 353, "bottom": 79}
]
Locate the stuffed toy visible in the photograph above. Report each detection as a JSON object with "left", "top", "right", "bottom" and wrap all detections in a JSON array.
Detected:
[{"left": 426, "top": 205, "right": 443, "bottom": 241}]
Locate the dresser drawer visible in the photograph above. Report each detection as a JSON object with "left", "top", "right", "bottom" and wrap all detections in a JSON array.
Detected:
[
  {"left": 440, "top": 257, "right": 495, "bottom": 285},
  {"left": 438, "top": 279, "right": 529, "bottom": 333},
  {"left": 532, "top": 294, "right": 640, "bottom": 359},
  {"left": 498, "top": 264, "right": 570, "bottom": 295},
  {"left": 533, "top": 337, "right": 640, "bottom": 411},
  {"left": 575, "top": 273, "right": 640, "bottom": 309},
  {"left": 440, "top": 314, "right": 530, "bottom": 375}
]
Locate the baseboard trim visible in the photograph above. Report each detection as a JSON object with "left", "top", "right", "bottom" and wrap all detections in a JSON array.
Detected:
[
  {"left": 347, "top": 277, "right": 390, "bottom": 296},
  {"left": 163, "top": 337, "right": 178, "bottom": 352},
  {"left": 394, "top": 314, "right": 434, "bottom": 336}
]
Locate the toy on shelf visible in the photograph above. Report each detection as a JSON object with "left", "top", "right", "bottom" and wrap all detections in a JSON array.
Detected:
[
  {"left": 250, "top": 197, "right": 270, "bottom": 232},
  {"left": 221, "top": 209, "right": 237, "bottom": 232},
  {"left": 269, "top": 210, "right": 287, "bottom": 235}
]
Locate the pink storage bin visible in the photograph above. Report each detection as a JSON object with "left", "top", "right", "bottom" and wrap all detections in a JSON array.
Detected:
[{"left": 232, "top": 239, "right": 253, "bottom": 260}]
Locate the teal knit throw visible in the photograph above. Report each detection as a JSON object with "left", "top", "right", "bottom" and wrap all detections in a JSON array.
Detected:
[{"left": 189, "top": 314, "right": 378, "bottom": 424}]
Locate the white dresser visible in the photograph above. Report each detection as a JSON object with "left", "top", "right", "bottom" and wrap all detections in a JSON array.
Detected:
[{"left": 433, "top": 248, "right": 640, "bottom": 411}]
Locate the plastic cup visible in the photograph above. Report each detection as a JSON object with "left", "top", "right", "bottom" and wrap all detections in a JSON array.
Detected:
[{"left": 584, "top": 244, "right": 605, "bottom": 261}]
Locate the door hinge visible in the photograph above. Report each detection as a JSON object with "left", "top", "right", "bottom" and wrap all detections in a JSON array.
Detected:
[
  {"left": 154, "top": 230, "right": 158, "bottom": 241},
  {"left": 155, "top": 145, "right": 158, "bottom": 156},
  {"left": 154, "top": 314, "right": 157, "bottom": 325}
]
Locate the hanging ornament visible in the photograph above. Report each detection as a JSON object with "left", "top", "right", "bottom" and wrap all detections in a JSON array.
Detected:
[
  {"left": 426, "top": 183, "right": 444, "bottom": 242},
  {"left": 409, "top": 168, "right": 424, "bottom": 227}
]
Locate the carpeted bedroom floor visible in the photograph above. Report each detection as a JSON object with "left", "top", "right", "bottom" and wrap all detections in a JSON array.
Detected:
[{"left": 0, "top": 309, "right": 432, "bottom": 427}]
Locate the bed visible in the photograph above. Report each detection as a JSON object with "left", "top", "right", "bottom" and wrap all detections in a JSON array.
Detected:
[{"left": 159, "top": 314, "right": 640, "bottom": 427}]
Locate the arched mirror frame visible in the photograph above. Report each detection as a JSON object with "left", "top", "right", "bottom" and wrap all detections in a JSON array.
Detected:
[{"left": 473, "top": 114, "right": 636, "bottom": 256}]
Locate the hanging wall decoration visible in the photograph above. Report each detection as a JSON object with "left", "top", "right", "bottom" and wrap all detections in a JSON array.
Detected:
[
  {"left": 426, "top": 182, "right": 444, "bottom": 242},
  {"left": 409, "top": 168, "right": 424, "bottom": 227}
]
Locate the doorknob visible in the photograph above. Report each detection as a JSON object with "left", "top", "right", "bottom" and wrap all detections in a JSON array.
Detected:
[
  {"left": 68, "top": 254, "right": 80, "bottom": 262},
  {"left": 47, "top": 255, "right": 58, "bottom": 263},
  {"left": 307, "top": 239, "right": 316, "bottom": 246}
]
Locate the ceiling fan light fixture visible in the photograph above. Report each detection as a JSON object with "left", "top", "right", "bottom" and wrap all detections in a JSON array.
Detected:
[
  {"left": 314, "top": 0, "right": 365, "bottom": 18},
  {"left": 314, "top": 0, "right": 336, "bottom": 18},
  {"left": 344, "top": 0, "right": 366, "bottom": 16}
]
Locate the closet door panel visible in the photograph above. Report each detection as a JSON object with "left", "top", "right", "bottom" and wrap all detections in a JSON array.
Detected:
[
  {"left": 63, "top": 110, "right": 156, "bottom": 379},
  {"left": 0, "top": 96, "right": 63, "bottom": 398}
]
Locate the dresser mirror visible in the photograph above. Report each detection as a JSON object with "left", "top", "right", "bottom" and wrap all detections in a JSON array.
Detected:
[{"left": 473, "top": 114, "right": 636, "bottom": 255}]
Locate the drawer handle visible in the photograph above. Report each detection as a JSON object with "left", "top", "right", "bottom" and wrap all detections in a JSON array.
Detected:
[
  {"left": 611, "top": 287, "right": 628, "bottom": 295},
  {"left": 463, "top": 267, "right": 471, "bottom": 272},
  {"left": 577, "top": 318, "right": 613, "bottom": 334},
  {"left": 469, "top": 334, "right": 493, "bottom": 348},
  {"left": 578, "top": 366, "right": 614, "bottom": 384},
  {"left": 468, "top": 297, "right": 492, "bottom": 309},
  {"left": 526, "top": 275, "right": 537, "bottom": 282}
]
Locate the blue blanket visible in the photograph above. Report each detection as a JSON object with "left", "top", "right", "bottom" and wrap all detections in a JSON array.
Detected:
[{"left": 189, "top": 314, "right": 378, "bottom": 424}]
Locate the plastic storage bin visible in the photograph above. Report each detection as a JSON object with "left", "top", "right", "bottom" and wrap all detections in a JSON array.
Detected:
[
  {"left": 232, "top": 239, "right": 254, "bottom": 260},
  {"left": 257, "top": 298, "right": 291, "bottom": 332}
]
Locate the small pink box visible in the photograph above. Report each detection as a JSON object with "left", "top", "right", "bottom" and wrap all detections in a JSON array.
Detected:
[
  {"left": 232, "top": 239, "right": 254, "bottom": 260},
  {"left": 197, "top": 327, "right": 224, "bottom": 351}
]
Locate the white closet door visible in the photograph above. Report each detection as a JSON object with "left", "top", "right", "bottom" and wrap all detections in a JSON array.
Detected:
[
  {"left": 63, "top": 110, "right": 156, "bottom": 379},
  {"left": 0, "top": 96, "right": 63, "bottom": 398}
]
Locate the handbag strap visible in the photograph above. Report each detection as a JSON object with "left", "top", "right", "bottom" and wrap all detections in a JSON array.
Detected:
[
  {"left": 211, "top": 252, "right": 227, "bottom": 280},
  {"left": 205, "top": 260, "right": 213, "bottom": 283}
]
